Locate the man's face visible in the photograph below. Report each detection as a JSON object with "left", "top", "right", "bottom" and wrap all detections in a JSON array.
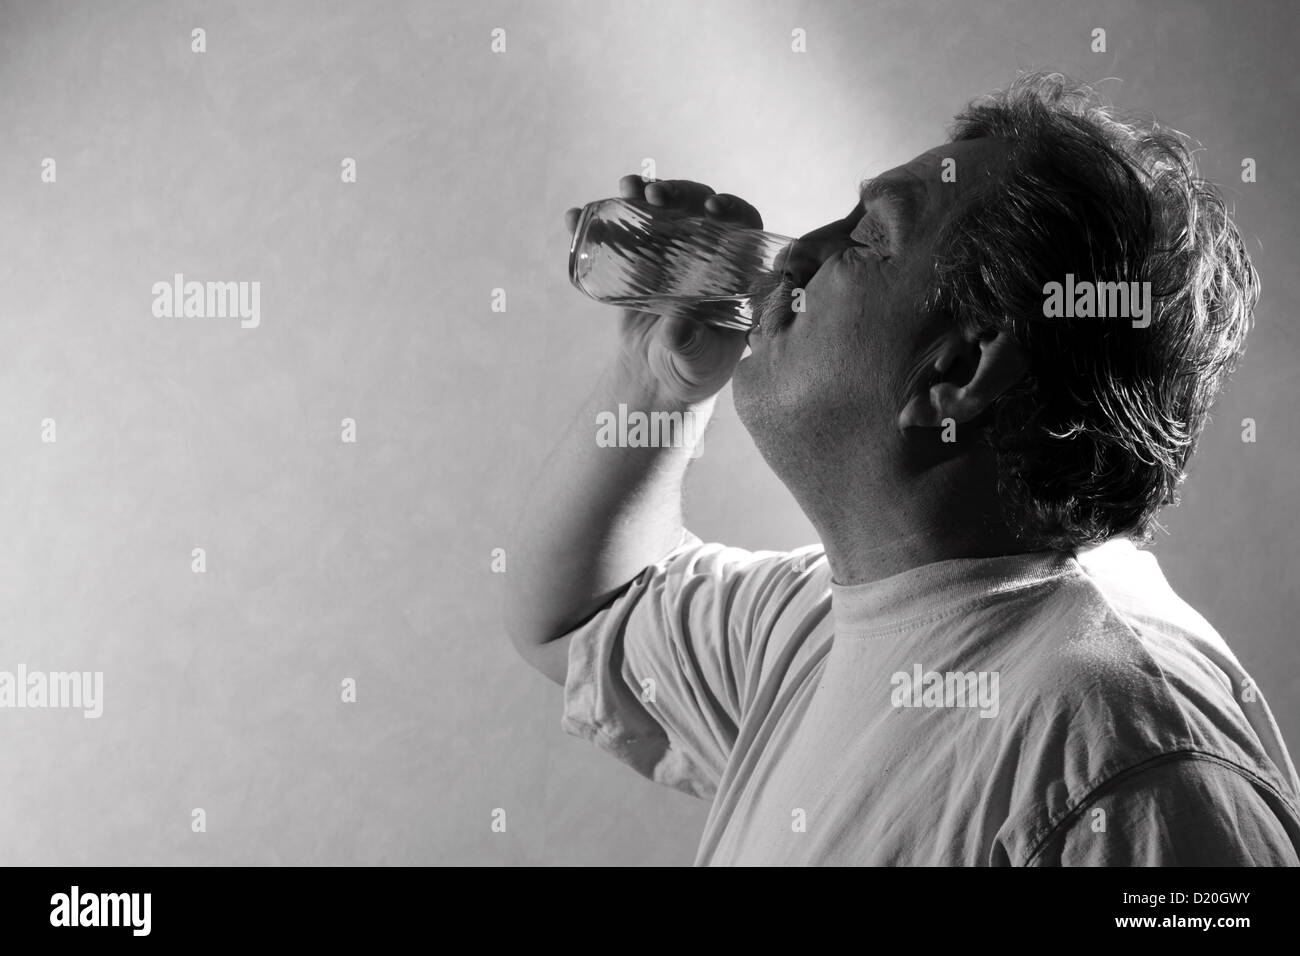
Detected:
[{"left": 733, "top": 138, "right": 1009, "bottom": 463}]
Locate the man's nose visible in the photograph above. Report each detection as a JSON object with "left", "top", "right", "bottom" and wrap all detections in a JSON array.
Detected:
[{"left": 777, "top": 224, "right": 845, "bottom": 287}]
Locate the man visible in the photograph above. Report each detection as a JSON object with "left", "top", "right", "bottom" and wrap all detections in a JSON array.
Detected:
[{"left": 504, "top": 73, "right": 1300, "bottom": 865}]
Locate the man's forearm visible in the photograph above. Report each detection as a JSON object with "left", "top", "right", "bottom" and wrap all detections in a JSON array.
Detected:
[{"left": 504, "top": 358, "right": 715, "bottom": 655}]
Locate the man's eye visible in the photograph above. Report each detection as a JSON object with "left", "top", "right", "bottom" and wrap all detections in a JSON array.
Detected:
[
  {"left": 850, "top": 217, "right": 892, "bottom": 257},
  {"left": 847, "top": 235, "right": 890, "bottom": 260}
]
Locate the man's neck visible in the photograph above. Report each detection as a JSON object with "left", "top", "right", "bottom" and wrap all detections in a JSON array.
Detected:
[{"left": 794, "top": 456, "right": 1034, "bottom": 587}]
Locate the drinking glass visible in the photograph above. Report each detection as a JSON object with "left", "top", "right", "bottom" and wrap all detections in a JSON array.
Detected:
[{"left": 568, "top": 196, "right": 795, "bottom": 332}]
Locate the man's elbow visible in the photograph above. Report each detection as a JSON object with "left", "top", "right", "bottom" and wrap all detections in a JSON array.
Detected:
[{"left": 502, "top": 605, "right": 570, "bottom": 685}]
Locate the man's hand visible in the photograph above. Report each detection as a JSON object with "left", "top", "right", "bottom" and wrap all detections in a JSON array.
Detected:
[{"left": 565, "top": 174, "right": 764, "bottom": 407}]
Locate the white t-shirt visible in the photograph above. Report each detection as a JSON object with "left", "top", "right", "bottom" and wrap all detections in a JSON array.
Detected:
[{"left": 561, "top": 533, "right": 1300, "bottom": 865}]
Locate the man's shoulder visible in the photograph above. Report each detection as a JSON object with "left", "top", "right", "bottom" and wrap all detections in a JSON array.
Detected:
[
  {"left": 1003, "top": 542, "right": 1272, "bottom": 754},
  {"left": 984, "top": 538, "right": 1300, "bottom": 854}
]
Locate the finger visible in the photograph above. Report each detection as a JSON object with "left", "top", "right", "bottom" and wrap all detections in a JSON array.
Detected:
[
  {"left": 564, "top": 207, "right": 580, "bottom": 234},
  {"left": 618, "top": 309, "right": 658, "bottom": 337},
  {"left": 704, "top": 193, "right": 764, "bottom": 230},
  {"left": 644, "top": 179, "right": 716, "bottom": 211},
  {"left": 657, "top": 312, "right": 701, "bottom": 355},
  {"left": 619, "top": 173, "right": 652, "bottom": 200}
]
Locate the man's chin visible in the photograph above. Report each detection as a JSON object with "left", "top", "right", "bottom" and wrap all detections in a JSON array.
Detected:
[
  {"left": 731, "top": 359, "right": 787, "bottom": 447},
  {"left": 731, "top": 359, "right": 758, "bottom": 427}
]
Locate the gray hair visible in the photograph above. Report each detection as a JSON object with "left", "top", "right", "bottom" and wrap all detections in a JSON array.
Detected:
[{"left": 925, "top": 72, "right": 1258, "bottom": 548}]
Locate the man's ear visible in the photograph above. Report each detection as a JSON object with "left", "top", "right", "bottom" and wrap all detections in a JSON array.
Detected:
[{"left": 898, "top": 329, "right": 1028, "bottom": 430}]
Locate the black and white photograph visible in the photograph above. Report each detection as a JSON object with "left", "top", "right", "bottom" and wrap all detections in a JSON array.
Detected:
[{"left": 1, "top": 0, "right": 1296, "bottom": 934}]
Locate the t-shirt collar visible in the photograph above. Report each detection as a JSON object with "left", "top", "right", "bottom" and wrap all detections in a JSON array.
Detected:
[{"left": 829, "top": 544, "right": 1107, "bottom": 638}]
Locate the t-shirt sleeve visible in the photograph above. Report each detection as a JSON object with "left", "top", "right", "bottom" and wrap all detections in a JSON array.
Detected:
[
  {"left": 1026, "top": 755, "right": 1300, "bottom": 866},
  {"left": 561, "top": 530, "right": 817, "bottom": 800}
]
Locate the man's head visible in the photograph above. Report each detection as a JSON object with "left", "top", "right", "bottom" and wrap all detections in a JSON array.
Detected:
[{"left": 734, "top": 72, "right": 1257, "bottom": 553}]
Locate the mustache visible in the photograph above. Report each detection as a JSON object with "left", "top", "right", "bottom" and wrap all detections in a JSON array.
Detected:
[{"left": 752, "top": 273, "right": 797, "bottom": 333}]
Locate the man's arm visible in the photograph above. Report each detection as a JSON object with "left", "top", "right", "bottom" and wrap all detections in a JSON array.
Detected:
[
  {"left": 503, "top": 360, "right": 712, "bottom": 685},
  {"left": 1026, "top": 755, "right": 1300, "bottom": 866},
  {"left": 502, "top": 175, "right": 762, "bottom": 685}
]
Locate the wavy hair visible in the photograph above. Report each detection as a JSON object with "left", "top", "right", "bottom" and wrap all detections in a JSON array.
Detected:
[{"left": 925, "top": 73, "right": 1258, "bottom": 548}]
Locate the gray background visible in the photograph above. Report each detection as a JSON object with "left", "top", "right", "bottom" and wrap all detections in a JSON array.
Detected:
[{"left": 0, "top": 0, "right": 1295, "bottom": 865}]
